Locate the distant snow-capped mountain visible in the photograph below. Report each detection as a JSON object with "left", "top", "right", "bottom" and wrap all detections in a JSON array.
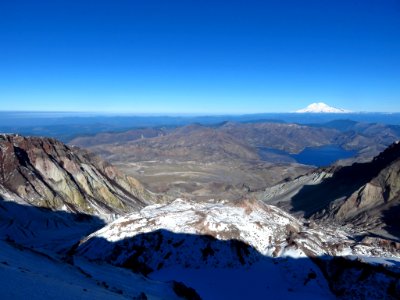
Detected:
[{"left": 296, "top": 102, "right": 350, "bottom": 113}]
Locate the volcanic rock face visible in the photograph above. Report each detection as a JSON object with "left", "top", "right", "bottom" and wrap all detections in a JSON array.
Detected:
[
  {"left": 0, "top": 134, "right": 155, "bottom": 217},
  {"left": 262, "top": 141, "right": 400, "bottom": 239},
  {"left": 325, "top": 142, "right": 400, "bottom": 234}
]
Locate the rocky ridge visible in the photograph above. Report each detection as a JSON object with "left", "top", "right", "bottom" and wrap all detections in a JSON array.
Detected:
[
  {"left": 77, "top": 198, "right": 400, "bottom": 299},
  {"left": 261, "top": 140, "right": 400, "bottom": 240},
  {"left": 0, "top": 134, "right": 156, "bottom": 218}
]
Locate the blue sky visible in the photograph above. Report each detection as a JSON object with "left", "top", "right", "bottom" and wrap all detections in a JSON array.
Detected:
[{"left": 0, "top": 0, "right": 399, "bottom": 113}]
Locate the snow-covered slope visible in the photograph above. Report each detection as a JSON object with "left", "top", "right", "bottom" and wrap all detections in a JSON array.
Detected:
[
  {"left": 79, "top": 199, "right": 305, "bottom": 257},
  {"left": 1, "top": 193, "right": 400, "bottom": 299},
  {"left": 0, "top": 196, "right": 102, "bottom": 254},
  {"left": 0, "top": 238, "right": 182, "bottom": 300},
  {"left": 77, "top": 199, "right": 400, "bottom": 299},
  {"left": 0, "top": 239, "right": 127, "bottom": 300},
  {"left": 0, "top": 197, "right": 183, "bottom": 299},
  {"left": 296, "top": 102, "right": 350, "bottom": 113}
]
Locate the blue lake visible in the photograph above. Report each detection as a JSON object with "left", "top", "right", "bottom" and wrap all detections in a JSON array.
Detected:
[
  {"left": 259, "top": 145, "right": 357, "bottom": 167},
  {"left": 292, "top": 145, "right": 357, "bottom": 166}
]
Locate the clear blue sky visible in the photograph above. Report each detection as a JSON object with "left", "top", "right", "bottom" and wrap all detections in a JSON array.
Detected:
[{"left": 1, "top": 0, "right": 399, "bottom": 113}]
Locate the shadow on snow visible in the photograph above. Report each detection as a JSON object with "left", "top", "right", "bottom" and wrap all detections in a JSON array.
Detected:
[{"left": 1, "top": 198, "right": 399, "bottom": 299}]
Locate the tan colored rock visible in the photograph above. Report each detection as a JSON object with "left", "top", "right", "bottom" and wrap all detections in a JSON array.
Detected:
[{"left": 0, "top": 134, "right": 157, "bottom": 218}]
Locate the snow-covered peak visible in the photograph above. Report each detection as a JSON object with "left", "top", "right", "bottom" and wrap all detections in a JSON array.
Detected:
[
  {"left": 296, "top": 102, "right": 350, "bottom": 113},
  {"left": 79, "top": 199, "right": 303, "bottom": 257},
  {"left": 78, "top": 198, "right": 397, "bottom": 261},
  {"left": 77, "top": 198, "right": 400, "bottom": 300}
]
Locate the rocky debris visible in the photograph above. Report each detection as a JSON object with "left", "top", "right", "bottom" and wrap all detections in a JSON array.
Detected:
[
  {"left": 360, "top": 237, "right": 400, "bottom": 252},
  {"left": 258, "top": 171, "right": 332, "bottom": 209},
  {"left": 0, "top": 134, "right": 157, "bottom": 218}
]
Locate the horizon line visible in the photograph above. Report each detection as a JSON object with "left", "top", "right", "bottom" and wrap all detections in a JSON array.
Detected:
[{"left": 0, "top": 110, "right": 400, "bottom": 116}]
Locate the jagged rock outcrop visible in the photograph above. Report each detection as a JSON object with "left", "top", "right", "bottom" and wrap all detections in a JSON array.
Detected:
[{"left": 0, "top": 134, "right": 156, "bottom": 218}]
